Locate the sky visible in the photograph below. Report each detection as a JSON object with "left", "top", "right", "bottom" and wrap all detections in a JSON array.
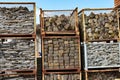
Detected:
[{"left": 0, "top": 0, "right": 114, "bottom": 24}]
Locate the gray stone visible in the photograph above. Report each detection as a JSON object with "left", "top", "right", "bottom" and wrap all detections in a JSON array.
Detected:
[
  {"left": 0, "top": 39, "right": 35, "bottom": 71},
  {"left": 87, "top": 43, "right": 119, "bottom": 67}
]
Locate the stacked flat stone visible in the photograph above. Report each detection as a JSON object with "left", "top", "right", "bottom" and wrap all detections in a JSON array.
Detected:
[
  {"left": 87, "top": 43, "right": 119, "bottom": 67},
  {"left": 88, "top": 72, "right": 120, "bottom": 80},
  {"left": 44, "top": 14, "right": 75, "bottom": 32},
  {"left": 79, "top": 10, "right": 118, "bottom": 41},
  {"left": 44, "top": 74, "right": 80, "bottom": 80},
  {"left": 0, "top": 76, "right": 35, "bottom": 80},
  {"left": 0, "top": 39, "right": 35, "bottom": 71},
  {"left": 0, "top": 6, "right": 34, "bottom": 34},
  {"left": 43, "top": 37, "right": 80, "bottom": 69}
]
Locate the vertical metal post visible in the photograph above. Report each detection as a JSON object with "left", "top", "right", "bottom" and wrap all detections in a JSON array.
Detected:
[
  {"left": 116, "top": 8, "right": 120, "bottom": 40},
  {"left": 84, "top": 43, "right": 88, "bottom": 70},
  {"left": 82, "top": 10, "right": 86, "bottom": 42},
  {"left": 75, "top": 7, "right": 79, "bottom": 35},
  {"left": 85, "top": 71, "right": 88, "bottom": 80}
]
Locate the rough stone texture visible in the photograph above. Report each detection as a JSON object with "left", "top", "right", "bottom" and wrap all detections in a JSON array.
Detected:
[
  {"left": 0, "top": 76, "right": 35, "bottom": 80},
  {"left": 44, "top": 14, "right": 75, "bottom": 32},
  {"left": 87, "top": 43, "right": 120, "bottom": 67},
  {"left": 43, "top": 37, "right": 80, "bottom": 69},
  {"left": 0, "top": 6, "right": 34, "bottom": 34},
  {"left": 0, "top": 39, "right": 35, "bottom": 71},
  {"left": 44, "top": 74, "right": 80, "bottom": 80},
  {"left": 79, "top": 10, "right": 118, "bottom": 41},
  {"left": 88, "top": 72, "right": 120, "bottom": 80}
]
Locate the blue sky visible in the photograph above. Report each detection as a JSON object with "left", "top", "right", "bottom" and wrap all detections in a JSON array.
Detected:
[{"left": 0, "top": 0, "right": 114, "bottom": 24}]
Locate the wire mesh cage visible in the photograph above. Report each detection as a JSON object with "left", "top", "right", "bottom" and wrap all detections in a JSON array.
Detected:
[
  {"left": 78, "top": 8, "right": 119, "bottom": 42},
  {"left": 0, "top": 75, "right": 35, "bottom": 80},
  {"left": 40, "top": 8, "right": 79, "bottom": 35},
  {"left": 0, "top": 2, "right": 35, "bottom": 34},
  {"left": 84, "top": 43, "right": 120, "bottom": 70},
  {"left": 85, "top": 70, "right": 120, "bottom": 80},
  {"left": 43, "top": 73, "right": 81, "bottom": 80},
  {"left": 0, "top": 38, "right": 35, "bottom": 72},
  {"left": 42, "top": 36, "right": 81, "bottom": 70}
]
